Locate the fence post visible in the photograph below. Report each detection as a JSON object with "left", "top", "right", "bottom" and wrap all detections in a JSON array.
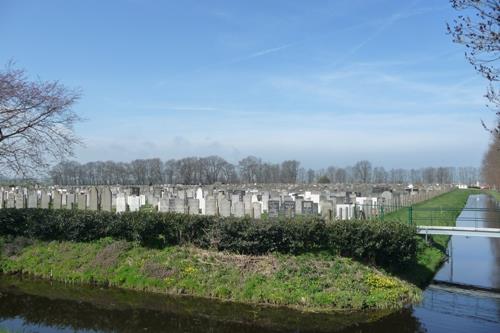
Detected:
[
  {"left": 380, "top": 205, "right": 384, "bottom": 222},
  {"left": 408, "top": 206, "right": 413, "bottom": 226}
]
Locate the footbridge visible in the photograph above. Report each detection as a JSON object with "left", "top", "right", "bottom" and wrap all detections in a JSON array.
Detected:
[{"left": 417, "top": 226, "right": 500, "bottom": 238}]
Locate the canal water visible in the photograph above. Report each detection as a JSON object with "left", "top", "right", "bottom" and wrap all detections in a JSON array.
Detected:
[{"left": 0, "top": 194, "right": 499, "bottom": 332}]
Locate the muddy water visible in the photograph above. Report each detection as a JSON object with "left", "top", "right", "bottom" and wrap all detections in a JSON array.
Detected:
[{"left": 0, "top": 195, "right": 499, "bottom": 332}]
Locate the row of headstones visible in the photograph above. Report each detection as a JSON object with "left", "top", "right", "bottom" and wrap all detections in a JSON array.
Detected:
[{"left": 0, "top": 188, "right": 113, "bottom": 211}]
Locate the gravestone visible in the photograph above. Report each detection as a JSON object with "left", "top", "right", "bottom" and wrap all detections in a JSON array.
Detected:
[
  {"left": 0, "top": 191, "right": 3, "bottom": 208},
  {"left": 158, "top": 197, "right": 169, "bottom": 212},
  {"left": 100, "top": 187, "right": 112, "bottom": 212},
  {"left": 261, "top": 192, "right": 270, "bottom": 212},
  {"left": 380, "top": 191, "right": 393, "bottom": 204},
  {"left": 188, "top": 198, "right": 200, "bottom": 215},
  {"left": 128, "top": 196, "right": 140, "bottom": 212},
  {"left": 149, "top": 196, "right": 159, "bottom": 210},
  {"left": 218, "top": 198, "right": 231, "bottom": 217},
  {"left": 41, "top": 192, "right": 50, "bottom": 209},
  {"left": 130, "top": 187, "right": 140, "bottom": 196},
  {"left": 15, "top": 193, "right": 24, "bottom": 209},
  {"left": 302, "top": 201, "right": 314, "bottom": 215},
  {"left": 139, "top": 194, "right": 146, "bottom": 207},
  {"left": 27, "top": 192, "right": 38, "bottom": 208},
  {"left": 205, "top": 196, "right": 217, "bottom": 216},
  {"left": 77, "top": 193, "right": 86, "bottom": 210},
  {"left": 232, "top": 201, "right": 244, "bottom": 217},
  {"left": 173, "top": 198, "right": 186, "bottom": 214},
  {"left": 252, "top": 202, "right": 262, "bottom": 219},
  {"left": 7, "top": 192, "right": 15, "bottom": 208},
  {"left": 282, "top": 200, "right": 295, "bottom": 218},
  {"left": 89, "top": 188, "right": 98, "bottom": 211},
  {"left": 243, "top": 195, "right": 253, "bottom": 216},
  {"left": 61, "top": 192, "right": 67, "bottom": 207},
  {"left": 116, "top": 194, "right": 127, "bottom": 213},
  {"left": 268, "top": 200, "right": 280, "bottom": 218},
  {"left": 320, "top": 201, "right": 334, "bottom": 220},
  {"left": 52, "top": 191, "right": 62, "bottom": 209},
  {"left": 295, "top": 198, "right": 303, "bottom": 215},
  {"left": 66, "top": 192, "right": 75, "bottom": 209}
]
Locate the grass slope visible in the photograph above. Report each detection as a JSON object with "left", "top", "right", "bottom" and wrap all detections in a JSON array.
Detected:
[
  {"left": 485, "top": 189, "right": 500, "bottom": 202},
  {"left": 0, "top": 237, "right": 420, "bottom": 312}
]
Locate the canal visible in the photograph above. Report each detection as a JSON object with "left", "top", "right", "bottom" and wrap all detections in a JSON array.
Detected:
[{"left": 0, "top": 194, "right": 499, "bottom": 332}]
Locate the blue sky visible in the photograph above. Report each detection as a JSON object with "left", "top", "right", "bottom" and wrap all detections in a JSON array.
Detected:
[{"left": 0, "top": 0, "right": 495, "bottom": 168}]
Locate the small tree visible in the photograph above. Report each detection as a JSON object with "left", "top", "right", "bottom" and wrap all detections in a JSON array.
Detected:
[
  {"left": 0, "top": 62, "right": 81, "bottom": 176},
  {"left": 317, "top": 175, "right": 331, "bottom": 184}
]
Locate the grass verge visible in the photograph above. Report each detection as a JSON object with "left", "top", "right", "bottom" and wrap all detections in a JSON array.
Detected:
[
  {"left": 485, "top": 189, "right": 500, "bottom": 202},
  {"left": 0, "top": 237, "right": 420, "bottom": 312}
]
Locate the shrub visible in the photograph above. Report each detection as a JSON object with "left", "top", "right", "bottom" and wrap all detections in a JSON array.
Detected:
[{"left": 0, "top": 209, "right": 417, "bottom": 267}]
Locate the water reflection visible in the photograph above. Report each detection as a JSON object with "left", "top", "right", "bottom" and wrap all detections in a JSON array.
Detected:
[
  {"left": 0, "top": 275, "right": 421, "bottom": 333},
  {"left": 434, "top": 195, "right": 500, "bottom": 289}
]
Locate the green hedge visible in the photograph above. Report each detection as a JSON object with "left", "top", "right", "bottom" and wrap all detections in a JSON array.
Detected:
[{"left": 0, "top": 209, "right": 416, "bottom": 267}]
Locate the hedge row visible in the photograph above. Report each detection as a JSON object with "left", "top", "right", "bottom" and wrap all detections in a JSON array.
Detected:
[{"left": 0, "top": 209, "right": 417, "bottom": 267}]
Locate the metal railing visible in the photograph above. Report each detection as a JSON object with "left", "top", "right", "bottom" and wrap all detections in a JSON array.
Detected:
[{"left": 353, "top": 203, "right": 500, "bottom": 228}]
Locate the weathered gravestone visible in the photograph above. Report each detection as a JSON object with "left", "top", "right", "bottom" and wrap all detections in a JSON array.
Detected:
[
  {"left": 7, "top": 192, "right": 15, "bottom": 208},
  {"left": 116, "top": 194, "right": 127, "bottom": 213},
  {"left": 77, "top": 193, "right": 87, "bottom": 210},
  {"left": 100, "top": 187, "right": 112, "bottom": 212},
  {"left": 302, "top": 201, "right": 314, "bottom": 215},
  {"left": 158, "top": 197, "right": 169, "bottom": 212},
  {"left": 130, "top": 187, "right": 140, "bottom": 196},
  {"left": 320, "top": 201, "right": 334, "bottom": 220},
  {"left": 66, "top": 192, "right": 75, "bottom": 209},
  {"left": 204, "top": 196, "right": 217, "bottom": 216},
  {"left": 252, "top": 202, "right": 262, "bottom": 219},
  {"left": 41, "top": 192, "right": 50, "bottom": 209},
  {"left": 188, "top": 198, "right": 200, "bottom": 215},
  {"left": 282, "top": 200, "right": 295, "bottom": 218},
  {"left": 0, "top": 191, "right": 3, "bottom": 208},
  {"left": 295, "top": 198, "right": 303, "bottom": 215},
  {"left": 243, "top": 195, "right": 253, "bottom": 216},
  {"left": 218, "top": 198, "right": 231, "bottom": 217},
  {"left": 27, "top": 192, "right": 38, "bottom": 208},
  {"left": 268, "top": 200, "right": 280, "bottom": 218},
  {"left": 261, "top": 192, "right": 270, "bottom": 212},
  {"left": 232, "top": 201, "right": 245, "bottom": 217},
  {"left": 128, "top": 196, "right": 140, "bottom": 212},
  {"left": 89, "top": 188, "right": 98, "bottom": 211},
  {"left": 173, "top": 198, "right": 186, "bottom": 214},
  {"left": 52, "top": 191, "right": 62, "bottom": 209},
  {"left": 15, "top": 193, "right": 24, "bottom": 209},
  {"left": 138, "top": 194, "right": 145, "bottom": 207}
]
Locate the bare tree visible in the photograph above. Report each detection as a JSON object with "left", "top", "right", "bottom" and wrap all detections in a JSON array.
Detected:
[
  {"left": 482, "top": 129, "right": 500, "bottom": 187},
  {"left": 353, "top": 160, "right": 372, "bottom": 183},
  {"left": 201, "top": 155, "right": 227, "bottom": 184},
  {"left": 0, "top": 62, "right": 81, "bottom": 175},
  {"left": 238, "top": 156, "right": 262, "bottom": 183},
  {"left": 448, "top": 0, "right": 500, "bottom": 137},
  {"left": 280, "top": 160, "right": 300, "bottom": 183}
]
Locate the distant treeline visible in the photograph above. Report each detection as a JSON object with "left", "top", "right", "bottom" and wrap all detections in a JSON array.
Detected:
[{"left": 46, "top": 156, "right": 481, "bottom": 186}]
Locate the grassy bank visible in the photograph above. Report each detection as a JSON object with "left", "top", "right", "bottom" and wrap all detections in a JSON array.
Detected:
[
  {"left": 485, "top": 189, "right": 500, "bottom": 202},
  {"left": 0, "top": 237, "right": 420, "bottom": 312},
  {"left": 387, "top": 189, "right": 479, "bottom": 286}
]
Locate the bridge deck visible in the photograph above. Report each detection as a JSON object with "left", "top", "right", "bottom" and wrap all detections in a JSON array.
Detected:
[{"left": 417, "top": 226, "right": 500, "bottom": 238}]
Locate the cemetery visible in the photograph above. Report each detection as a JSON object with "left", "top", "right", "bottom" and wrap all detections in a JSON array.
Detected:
[{"left": 0, "top": 183, "right": 452, "bottom": 221}]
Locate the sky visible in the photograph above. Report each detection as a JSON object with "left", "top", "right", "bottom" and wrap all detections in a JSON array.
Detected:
[{"left": 0, "top": 0, "right": 496, "bottom": 169}]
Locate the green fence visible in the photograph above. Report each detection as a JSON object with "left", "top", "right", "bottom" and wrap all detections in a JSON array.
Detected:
[{"left": 354, "top": 203, "right": 500, "bottom": 228}]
